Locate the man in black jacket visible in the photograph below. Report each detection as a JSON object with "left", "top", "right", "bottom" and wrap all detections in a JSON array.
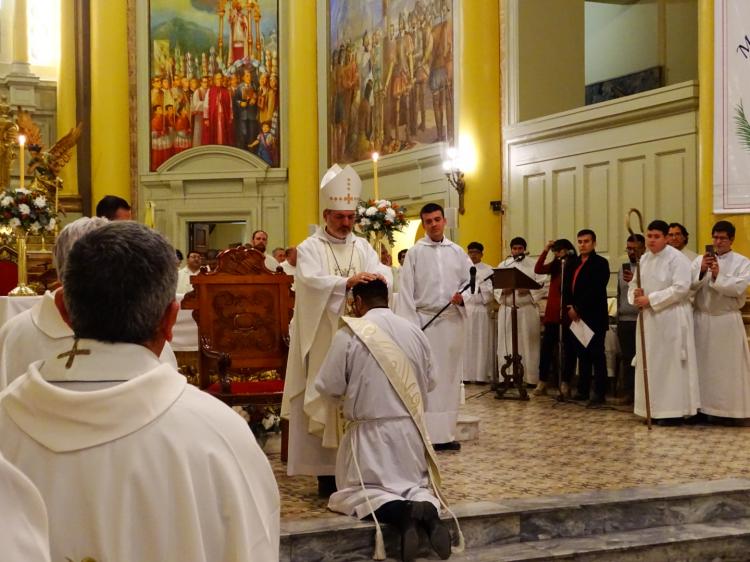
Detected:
[{"left": 562, "top": 229, "right": 610, "bottom": 405}]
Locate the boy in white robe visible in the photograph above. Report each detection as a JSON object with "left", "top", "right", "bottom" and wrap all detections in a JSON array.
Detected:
[
  {"left": 629, "top": 219, "right": 700, "bottom": 424},
  {"left": 281, "top": 164, "right": 384, "bottom": 496},
  {"left": 0, "top": 217, "right": 178, "bottom": 389},
  {"left": 495, "top": 237, "right": 546, "bottom": 385},
  {"left": 396, "top": 203, "right": 472, "bottom": 450},
  {"left": 0, "top": 222, "right": 280, "bottom": 562},
  {"left": 462, "top": 241, "right": 495, "bottom": 383},
  {"left": 0, "top": 450, "right": 50, "bottom": 562},
  {"left": 316, "top": 279, "right": 452, "bottom": 562},
  {"left": 691, "top": 220, "right": 750, "bottom": 420}
]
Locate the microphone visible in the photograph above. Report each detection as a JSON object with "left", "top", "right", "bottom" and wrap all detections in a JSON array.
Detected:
[
  {"left": 513, "top": 253, "right": 526, "bottom": 262},
  {"left": 469, "top": 266, "right": 476, "bottom": 294}
]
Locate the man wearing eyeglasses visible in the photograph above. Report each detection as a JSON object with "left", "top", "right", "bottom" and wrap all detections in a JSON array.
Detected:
[{"left": 691, "top": 220, "right": 750, "bottom": 422}]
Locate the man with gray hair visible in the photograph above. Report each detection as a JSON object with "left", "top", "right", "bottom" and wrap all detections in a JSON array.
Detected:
[
  {"left": 0, "top": 217, "right": 178, "bottom": 388},
  {"left": 0, "top": 222, "right": 280, "bottom": 561}
]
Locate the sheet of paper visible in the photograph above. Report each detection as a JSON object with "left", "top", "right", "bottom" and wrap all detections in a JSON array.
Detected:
[{"left": 570, "top": 319, "right": 595, "bottom": 347}]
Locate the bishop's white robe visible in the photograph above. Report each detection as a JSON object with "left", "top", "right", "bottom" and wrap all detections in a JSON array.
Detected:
[
  {"left": 691, "top": 250, "right": 750, "bottom": 417},
  {"left": 495, "top": 257, "right": 546, "bottom": 385},
  {"left": 176, "top": 266, "right": 200, "bottom": 294},
  {"left": 315, "top": 308, "right": 439, "bottom": 518},
  {"left": 0, "top": 450, "right": 50, "bottom": 562},
  {"left": 281, "top": 227, "right": 381, "bottom": 476},
  {"left": 0, "top": 290, "right": 178, "bottom": 389},
  {"left": 462, "top": 262, "right": 495, "bottom": 382},
  {"left": 629, "top": 245, "right": 700, "bottom": 419},
  {"left": 396, "top": 235, "right": 472, "bottom": 444},
  {"left": 0, "top": 340, "right": 280, "bottom": 562}
]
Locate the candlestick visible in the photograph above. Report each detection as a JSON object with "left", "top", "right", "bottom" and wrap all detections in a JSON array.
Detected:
[
  {"left": 18, "top": 134, "right": 25, "bottom": 188},
  {"left": 372, "top": 152, "right": 380, "bottom": 201}
]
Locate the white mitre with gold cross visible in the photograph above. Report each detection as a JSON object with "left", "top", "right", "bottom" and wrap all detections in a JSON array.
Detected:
[{"left": 320, "top": 164, "right": 362, "bottom": 211}]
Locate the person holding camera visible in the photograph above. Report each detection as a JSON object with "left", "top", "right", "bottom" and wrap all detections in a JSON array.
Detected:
[
  {"left": 616, "top": 234, "right": 645, "bottom": 404},
  {"left": 691, "top": 220, "right": 750, "bottom": 422}
]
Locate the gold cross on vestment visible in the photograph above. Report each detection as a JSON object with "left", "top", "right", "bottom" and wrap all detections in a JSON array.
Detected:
[{"left": 57, "top": 339, "right": 91, "bottom": 369}]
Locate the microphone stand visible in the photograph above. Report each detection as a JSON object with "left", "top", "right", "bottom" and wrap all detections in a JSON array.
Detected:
[
  {"left": 421, "top": 278, "right": 474, "bottom": 331},
  {"left": 556, "top": 255, "right": 568, "bottom": 402}
]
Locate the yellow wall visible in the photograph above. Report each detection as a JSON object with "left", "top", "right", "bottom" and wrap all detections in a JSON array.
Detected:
[
  {"left": 457, "top": 0, "right": 503, "bottom": 266},
  {"left": 89, "top": 0, "right": 131, "bottom": 208},
  {"left": 56, "top": 0, "right": 78, "bottom": 195},
  {"left": 286, "top": 0, "right": 320, "bottom": 245},
  {"left": 698, "top": 0, "right": 750, "bottom": 254}
]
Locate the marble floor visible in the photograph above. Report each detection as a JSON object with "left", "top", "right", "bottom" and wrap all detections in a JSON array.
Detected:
[{"left": 268, "top": 386, "right": 750, "bottom": 521}]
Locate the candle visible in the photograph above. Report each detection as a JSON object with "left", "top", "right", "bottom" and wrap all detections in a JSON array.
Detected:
[
  {"left": 372, "top": 152, "right": 380, "bottom": 201},
  {"left": 18, "top": 135, "right": 25, "bottom": 189}
]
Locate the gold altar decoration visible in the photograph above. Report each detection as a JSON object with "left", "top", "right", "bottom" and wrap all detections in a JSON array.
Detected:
[
  {"left": 15, "top": 108, "right": 82, "bottom": 209},
  {"left": 0, "top": 99, "right": 19, "bottom": 189},
  {"left": 8, "top": 229, "right": 35, "bottom": 296}
]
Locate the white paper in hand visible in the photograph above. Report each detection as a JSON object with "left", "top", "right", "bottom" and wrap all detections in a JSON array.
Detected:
[{"left": 570, "top": 319, "right": 595, "bottom": 347}]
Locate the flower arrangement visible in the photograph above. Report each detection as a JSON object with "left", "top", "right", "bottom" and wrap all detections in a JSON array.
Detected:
[
  {"left": 0, "top": 187, "right": 57, "bottom": 233},
  {"left": 355, "top": 199, "right": 407, "bottom": 245},
  {"left": 232, "top": 405, "right": 281, "bottom": 449}
]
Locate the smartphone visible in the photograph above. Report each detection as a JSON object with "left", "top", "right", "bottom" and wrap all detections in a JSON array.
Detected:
[
  {"left": 623, "top": 263, "right": 632, "bottom": 272},
  {"left": 705, "top": 244, "right": 715, "bottom": 257}
]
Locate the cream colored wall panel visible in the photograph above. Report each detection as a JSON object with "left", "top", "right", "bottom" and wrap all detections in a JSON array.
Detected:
[
  {"left": 523, "top": 173, "right": 547, "bottom": 252},
  {"left": 552, "top": 167, "right": 577, "bottom": 240},
  {"left": 617, "top": 155, "right": 647, "bottom": 215},
  {"left": 583, "top": 163, "right": 610, "bottom": 253},
  {"left": 655, "top": 149, "right": 687, "bottom": 221}
]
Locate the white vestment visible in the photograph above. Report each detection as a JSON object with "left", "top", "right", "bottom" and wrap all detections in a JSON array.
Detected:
[
  {"left": 396, "top": 235, "right": 472, "bottom": 443},
  {"left": 682, "top": 247, "right": 698, "bottom": 261},
  {"left": 315, "top": 308, "right": 439, "bottom": 518},
  {"left": 176, "top": 266, "right": 200, "bottom": 294},
  {"left": 0, "top": 290, "right": 178, "bottom": 389},
  {"left": 462, "top": 261, "right": 495, "bottom": 382},
  {"left": 495, "top": 257, "right": 546, "bottom": 384},
  {"left": 0, "top": 340, "right": 280, "bottom": 562},
  {"left": 264, "top": 253, "right": 281, "bottom": 272},
  {"left": 628, "top": 245, "right": 700, "bottom": 418},
  {"left": 281, "top": 227, "right": 381, "bottom": 476},
  {"left": 691, "top": 251, "right": 750, "bottom": 417},
  {"left": 280, "top": 260, "right": 296, "bottom": 276},
  {"left": 0, "top": 450, "right": 50, "bottom": 562}
]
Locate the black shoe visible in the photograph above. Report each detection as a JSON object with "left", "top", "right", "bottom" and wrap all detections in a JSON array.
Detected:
[
  {"left": 433, "top": 441, "right": 461, "bottom": 451},
  {"left": 572, "top": 392, "right": 589, "bottom": 402},
  {"left": 586, "top": 395, "right": 605, "bottom": 407},
  {"left": 317, "top": 475, "right": 337, "bottom": 498},
  {"left": 654, "top": 417, "right": 683, "bottom": 426},
  {"left": 415, "top": 502, "right": 451, "bottom": 559},
  {"left": 400, "top": 519, "right": 420, "bottom": 562}
]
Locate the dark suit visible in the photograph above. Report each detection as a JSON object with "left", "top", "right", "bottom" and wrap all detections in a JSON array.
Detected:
[{"left": 562, "top": 251, "right": 610, "bottom": 399}]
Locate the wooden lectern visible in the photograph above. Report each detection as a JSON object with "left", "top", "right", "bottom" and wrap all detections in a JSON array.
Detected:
[{"left": 490, "top": 267, "right": 542, "bottom": 400}]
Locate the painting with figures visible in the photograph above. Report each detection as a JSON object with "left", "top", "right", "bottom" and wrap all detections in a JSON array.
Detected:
[
  {"left": 327, "top": 0, "right": 454, "bottom": 166},
  {"left": 149, "top": 0, "right": 280, "bottom": 171}
]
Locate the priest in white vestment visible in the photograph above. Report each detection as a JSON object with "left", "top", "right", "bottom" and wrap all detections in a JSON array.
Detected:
[
  {"left": 396, "top": 203, "right": 472, "bottom": 450},
  {"left": 0, "top": 222, "right": 280, "bottom": 562},
  {"left": 0, "top": 217, "right": 178, "bottom": 390},
  {"left": 629, "top": 220, "right": 700, "bottom": 423},
  {"left": 495, "top": 237, "right": 546, "bottom": 385},
  {"left": 281, "top": 164, "right": 384, "bottom": 495},
  {"left": 176, "top": 249, "right": 203, "bottom": 293},
  {"left": 247, "top": 229, "right": 282, "bottom": 271},
  {"left": 462, "top": 241, "right": 495, "bottom": 383},
  {"left": 691, "top": 220, "right": 750, "bottom": 419},
  {"left": 0, "top": 450, "right": 50, "bottom": 562},
  {"left": 315, "top": 279, "right": 452, "bottom": 561}
]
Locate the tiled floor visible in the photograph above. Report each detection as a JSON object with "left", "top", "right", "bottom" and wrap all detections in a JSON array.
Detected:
[{"left": 268, "top": 386, "right": 750, "bottom": 521}]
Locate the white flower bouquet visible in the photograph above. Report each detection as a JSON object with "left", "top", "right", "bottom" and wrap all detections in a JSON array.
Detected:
[
  {"left": 0, "top": 187, "right": 58, "bottom": 233},
  {"left": 355, "top": 199, "right": 407, "bottom": 245}
]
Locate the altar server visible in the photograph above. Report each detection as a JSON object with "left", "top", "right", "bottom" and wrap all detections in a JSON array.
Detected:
[
  {"left": 316, "top": 279, "right": 453, "bottom": 562},
  {"left": 462, "top": 241, "right": 495, "bottom": 383},
  {"left": 692, "top": 220, "right": 750, "bottom": 419},
  {"left": 0, "top": 221, "right": 280, "bottom": 561},
  {"left": 495, "top": 237, "right": 546, "bottom": 385},
  {"left": 397, "top": 203, "right": 472, "bottom": 450},
  {"left": 629, "top": 220, "right": 700, "bottom": 424},
  {"left": 281, "top": 164, "right": 384, "bottom": 496},
  {"left": 0, "top": 217, "right": 177, "bottom": 389}
]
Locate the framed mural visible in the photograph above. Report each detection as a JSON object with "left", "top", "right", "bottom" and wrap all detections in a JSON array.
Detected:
[
  {"left": 326, "top": 0, "right": 455, "bottom": 166},
  {"left": 148, "top": 0, "right": 280, "bottom": 171}
]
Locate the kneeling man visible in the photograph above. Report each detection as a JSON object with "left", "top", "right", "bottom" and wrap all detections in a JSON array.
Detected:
[{"left": 316, "top": 279, "right": 453, "bottom": 562}]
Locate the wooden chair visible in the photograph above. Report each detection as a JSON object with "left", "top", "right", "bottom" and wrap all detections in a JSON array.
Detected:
[
  {"left": 181, "top": 246, "right": 293, "bottom": 458},
  {"left": 0, "top": 244, "right": 19, "bottom": 296}
]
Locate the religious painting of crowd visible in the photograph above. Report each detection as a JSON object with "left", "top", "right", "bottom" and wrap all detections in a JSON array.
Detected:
[
  {"left": 327, "top": 0, "right": 455, "bottom": 166},
  {"left": 149, "top": 0, "right": 280, "bottom": 171}
]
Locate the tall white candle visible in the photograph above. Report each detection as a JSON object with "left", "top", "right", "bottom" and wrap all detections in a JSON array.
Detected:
[{"left": 18, "top": 135, "right": 25, "bottom": 188}]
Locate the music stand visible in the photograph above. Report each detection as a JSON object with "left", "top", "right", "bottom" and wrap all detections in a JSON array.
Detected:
[{"left": 490, "top": 267, "right": 542, "bottom": 400}]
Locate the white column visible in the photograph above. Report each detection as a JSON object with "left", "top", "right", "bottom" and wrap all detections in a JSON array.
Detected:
[{"left": 11, "top": 0, "right": 31, "bottom": 74}]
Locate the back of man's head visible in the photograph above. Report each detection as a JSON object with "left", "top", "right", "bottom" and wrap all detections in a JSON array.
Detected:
[
  {"left": 63, "top": 222, "right": 177, "bottom": 344},
  {"left": 95, "top": 196, "right": 131, "bottom": 220},
  {"left": 352, "top": 278, "right": 389, "bottom": 308},
  {"left": 54, "top": 217, "right": 110, "bottom": 277}
]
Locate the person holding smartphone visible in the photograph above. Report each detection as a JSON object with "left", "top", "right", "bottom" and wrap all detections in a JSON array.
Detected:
[
  {"left": 616, "top": 234, "right": 645, "bottom": 404},
  {"left": 691, "top": 220, "right": 750, "bottom": 422}
]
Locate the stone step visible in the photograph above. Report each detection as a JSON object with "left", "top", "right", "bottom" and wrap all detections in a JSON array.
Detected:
[
  {"left": 279, "top": 479, "right": 750, "bottom": 561},
  {"left": 444, "top": 518, "right": 750, "bottom": 561}
]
